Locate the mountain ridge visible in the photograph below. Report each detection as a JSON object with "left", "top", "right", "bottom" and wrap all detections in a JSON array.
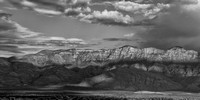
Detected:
[{"left": 18, "top": 45, "right": 199, "bottom": 67}]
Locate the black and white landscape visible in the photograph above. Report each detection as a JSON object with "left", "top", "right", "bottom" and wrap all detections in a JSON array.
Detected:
[{"left": 0, "top": 0, "right": 200, "bottom": 99}]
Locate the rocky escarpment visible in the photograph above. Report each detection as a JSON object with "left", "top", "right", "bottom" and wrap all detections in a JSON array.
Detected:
[{"left": 20, "top": 46, "right": 199, "bottom": 67}]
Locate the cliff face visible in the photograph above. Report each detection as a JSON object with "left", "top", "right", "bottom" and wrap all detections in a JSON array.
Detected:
[{"left": 20, "top": 46, "right": 199, "bottom": 67}]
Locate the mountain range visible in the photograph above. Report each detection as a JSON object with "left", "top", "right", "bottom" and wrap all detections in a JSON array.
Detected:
[{"left": 0, "top": 46, "right": 200, "bottom": 92}]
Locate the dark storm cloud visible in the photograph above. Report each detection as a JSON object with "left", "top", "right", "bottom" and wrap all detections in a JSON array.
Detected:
[{"left": 135, "top": 2, "right": 200, "bottom": 50}]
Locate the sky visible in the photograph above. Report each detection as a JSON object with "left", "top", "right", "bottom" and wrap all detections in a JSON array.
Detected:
[{"left": 0, "top": 0, "right": 200, "bottom": 57}]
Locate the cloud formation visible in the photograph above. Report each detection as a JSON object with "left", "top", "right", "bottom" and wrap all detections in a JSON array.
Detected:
[{"left": 4, "top": 0, "right": 174, "bottom": 26}]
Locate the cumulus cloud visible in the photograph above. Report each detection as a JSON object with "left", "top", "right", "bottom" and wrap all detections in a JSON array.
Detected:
[
  {"left": 113, "top": 1, "right": 171, "bottom": 19},
  {"left": 76, "top": 1, "right": 173, "bottom": 25},
  {"left": 79, "top": 9, "right": 135, "bottom": 25}
]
